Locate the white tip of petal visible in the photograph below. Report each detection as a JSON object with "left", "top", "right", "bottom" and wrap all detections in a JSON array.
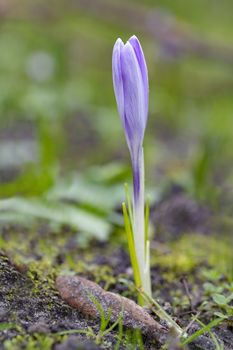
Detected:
[
  {"left": 114, "top": 38, "right": 124, "bottom": 48},
  {"left": 128, "top": 35, "right": 138, "bottom": 42}
]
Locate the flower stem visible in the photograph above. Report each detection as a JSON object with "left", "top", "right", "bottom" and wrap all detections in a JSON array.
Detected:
[
  {"left": 132, "top": 147, "right": 151, "bottom": 298},
  {"left": 140, "top": 290, "right": 185, "bottom": 337}
]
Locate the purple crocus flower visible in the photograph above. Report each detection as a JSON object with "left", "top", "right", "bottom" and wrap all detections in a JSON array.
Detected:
[
  {"left": 112, "top": 35, "right": 148, "bottom": 200},
  {"left": 112, "top": 36, "right": 151, "bottom": 296}
]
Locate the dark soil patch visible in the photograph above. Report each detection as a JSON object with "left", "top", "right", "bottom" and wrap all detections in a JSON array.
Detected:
[
  {"left": 154, "top": 187, "right": 211, "bottom": 241},
  {"left": 0, "top": 252, "right": 99, "bottom": 349}
]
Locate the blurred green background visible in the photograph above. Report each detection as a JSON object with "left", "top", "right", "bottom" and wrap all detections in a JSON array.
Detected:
[{"left": 0, "top": 0, "right": 232, "bottom": 240}]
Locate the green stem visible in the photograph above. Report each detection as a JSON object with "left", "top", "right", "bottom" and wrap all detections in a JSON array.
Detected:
[{"left": 140, "top": 290, "right": 185, "bottom": 337}]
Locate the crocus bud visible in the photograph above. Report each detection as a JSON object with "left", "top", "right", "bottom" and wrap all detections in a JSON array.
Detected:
[
  {"left": 112, "top": 35, "right": 149, "bottom": 162},
  {"left": 112, "top": 36, "right": 151, "bottom": 297}
]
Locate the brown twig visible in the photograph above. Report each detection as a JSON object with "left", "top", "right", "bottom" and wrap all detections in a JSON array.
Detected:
[{"left": 180, "top": 276, "right": 195, "bottom": 313}]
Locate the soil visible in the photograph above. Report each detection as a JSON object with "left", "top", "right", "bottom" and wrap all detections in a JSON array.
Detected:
[
  {"left": 0, "top": 252, "right": 98, "bottom": 347},
  {"left": 0, "top": 217, "right": 232, "bottom": 350}
]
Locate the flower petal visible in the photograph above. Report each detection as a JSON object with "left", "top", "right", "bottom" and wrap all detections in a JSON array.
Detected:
[
  {"left": 112, "top": 38, "right": 124, "bottom": 120},
  {"left": 129, "top": 35, "right": 148, "bottom": 119},
  {"left": 121, "top": 42, "right": 146, "bottom": 156}
]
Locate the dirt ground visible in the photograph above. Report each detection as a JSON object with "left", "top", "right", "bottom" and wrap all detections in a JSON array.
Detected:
[{"left": 0, "top": 189, "right": 232, "bottom": 349}]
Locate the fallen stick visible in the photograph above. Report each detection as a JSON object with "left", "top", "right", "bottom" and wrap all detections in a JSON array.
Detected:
[{"left": 56, "top": 275, "right": 167, "bottom": 344}]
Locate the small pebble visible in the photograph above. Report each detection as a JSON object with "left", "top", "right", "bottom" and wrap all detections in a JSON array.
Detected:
[
  {"left": 0, "top": 304, "right": 9, "bottom": 320},
  {"left": 28, "top": 321, "right": 50, "bottom": 334},
  {"left": 55, "top": 337, "right": 101, "bottom": 350}
]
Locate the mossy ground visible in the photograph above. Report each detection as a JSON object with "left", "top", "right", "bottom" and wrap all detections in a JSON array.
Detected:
[{"left": 0, "top": 189, "right": 232, "bottom": 350}]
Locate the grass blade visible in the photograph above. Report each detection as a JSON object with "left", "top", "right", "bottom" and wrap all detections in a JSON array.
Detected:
[{"left": 181, "top": 318, "right": 224, "bottom": 345}]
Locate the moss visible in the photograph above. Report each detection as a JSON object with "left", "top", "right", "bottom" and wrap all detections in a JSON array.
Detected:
[
  {"left": 153, "top": 234, "right": 232, "bottom": 278},
  {"left": 0, "top": 221, "right": 232, "bottom": 349},
  {"left": 3, "top": 334, "right": 61, "bottom": 350},
  {"left": 27, "top": 260, "right": 57, "bottom": 297}
]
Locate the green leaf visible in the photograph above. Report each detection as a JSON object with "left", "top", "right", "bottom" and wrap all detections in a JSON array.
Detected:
[
  {"left": 196, "top": 319, "right": 224, "bottom": 350},
  {"left": 0, "top": 197, "right": 111, "bottom": 241},
  {"left": 212, "top": 294, "right": 228, "bottom": 306},
  {"left": 181, "top": 318, "right": 224, "bottom": 345},
  {"left": 140, "top": 290, "right": 184, "bottom": 337},
  {"left": 122, "top": 202, "right": 142, "bottom": 305},
  {"left": 0, "top": 323, "right": 17, "bottom": 331},
  {"left": 203, "top": 282, "right": 223, "bottom": 295},
  {"left": 214, "top": 312, "right": 228, "bottom": 319},
  {"left": 48, "top": 174, "right": 124, "bottom": 212},
  {"left": 124, "top": 183, "right": 133, "bottom": 228},
  {"left": 226, "top": 293, "right": 233, "bottom": 303}
]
